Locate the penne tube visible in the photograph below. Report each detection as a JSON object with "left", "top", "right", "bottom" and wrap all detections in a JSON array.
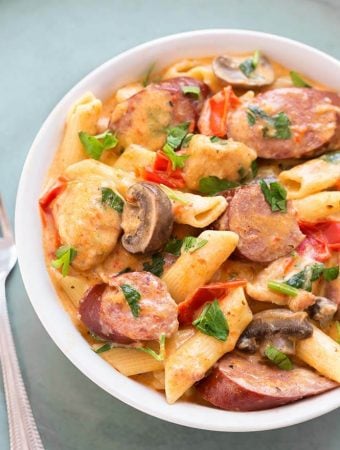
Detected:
[
  {"left": 296, "top": 325, "right": 340, "bottom": 383},
  {"left": 59, "top": 275, "right": 92, "bottom": 308},
  {"left": 101, "top": 348, "right": 163, "bottom": 376},
  {"left": 164, "top": 287, "right": 252, "bottom": 403},
  {"left": 114, "top": 144, "right": 156, "bottom": 174},
  {"left": 293, "top": 191, "right": 340, "bottom": 222},
  {"left": 279, "top": 157, "right": 340, "bottom": 199},
  {"left": 162, "top": 230, "right": 239, "bottom": 303}
]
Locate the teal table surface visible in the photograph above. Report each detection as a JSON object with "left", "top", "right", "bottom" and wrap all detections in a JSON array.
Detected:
[{"left": 0, "top": 0, "right": 339, "bottom": 448}]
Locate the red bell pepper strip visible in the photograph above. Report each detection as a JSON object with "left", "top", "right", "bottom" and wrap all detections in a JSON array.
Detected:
[
  {"left": 198, "top": 86, "right": 240, "bottom": 137},
  {"left": 143, "top": 151, "right": 186, "bottom": 188},
  {"left": 297, "top": 221, "right": 340, "bottom": 262},
  {"left": 178, "top": 280, "right": 247, "bottom": 325}
]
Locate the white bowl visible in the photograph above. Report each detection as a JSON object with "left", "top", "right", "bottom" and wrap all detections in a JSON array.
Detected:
[{"left": 16, "top": 29, "right": 340, "bottom": 432}]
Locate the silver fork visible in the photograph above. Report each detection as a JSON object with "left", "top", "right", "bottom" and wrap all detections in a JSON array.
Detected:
[{"left": 0, "top": 195, "right": 44, "bottom": 450}]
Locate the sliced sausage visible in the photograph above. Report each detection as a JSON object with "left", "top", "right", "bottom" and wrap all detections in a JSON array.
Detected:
[
  {"left": 227, "top": 88, "right": 339, "bottom": 159},
  {"left": 109, "top": 77, "right": 210, "bottom": 150},
  {"left": 213, "top": 184, "right": 305, "bottom": 263},
  {"left": 79, "top": 272, "right": 178, "bottom": 342},
  {"left": 196, "top": 352, "right": 337, "bottom": 411}
]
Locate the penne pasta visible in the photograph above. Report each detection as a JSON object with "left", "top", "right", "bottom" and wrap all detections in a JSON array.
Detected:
[
  {"left": 162, "top": 230, "right": 239, "bottom": 303},
  {"left": 183, "top": 135, "right": 257, "bottom": 191},
  {"left": 279, "top": 157, "right": 340, "bottom": 199},
  {"left": 101, "top": 348, "right": 163, "bottom": 376},
  {"left": 293, "top": 191, "right": 340, "bottom": 222},
  {"left": 296, "top": 325, "right": 340, "bottom": 383},
  {"left": 59, "top": 275, "right": 92, "bottom": 307},
  {"left": 114, "top": 144, "right": 156, "bottom": 174},
  {"left": 164, "top": 287, "right": 252, "bottom": 403}
]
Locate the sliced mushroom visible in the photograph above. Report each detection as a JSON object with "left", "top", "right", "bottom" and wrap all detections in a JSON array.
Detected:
[
  {"left": 121, "top": 182, "right": 173, "bottom": 254},
  {"left": 212, "top": 53, "right": 275, "bottom": 88},
  {"left": 236, "top": 309, "right": 313, "bottom": 354},
  {"left": 307, "top": 297, "right": 338, "bottom": 327}
]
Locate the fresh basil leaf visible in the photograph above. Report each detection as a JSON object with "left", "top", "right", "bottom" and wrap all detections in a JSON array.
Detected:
[
  {"left": 210, "top": 136, "right": 229, "bottom": 144},
  {"left": 182, "top": 85, "right": 200, "bottom": 97},
  {"left": 290, "top": 71, "right": 311, "bottom": 88},
  {"left": 239, "top": 51, "right": 260, "bottom": 78},
  {"left": 101, "top": 187, "right": 124, "bottom": 213},
  {"left": 142, "top": 62, "right": 155, "bottom": 87},
  {"left": 165, "top": 122, "right": 190, "bottom": 149},
  {"left": 320, "top": 150, "right": 340, "bottom": 164},
  {"left": 323, "top": 266, "right": 339, "bottom": 281},
  {"left": 137, "top": 334, "right": 166, "bottom": 361},
  {"left": 251, "top": 160, "right": 258, "bottom": 177},
  {"left": 259, "top": 180, "right": 287, "bottom": 212},
  {"left": 264, "top": 345, "right": 293, "bottom": 370},
  {"left": 164, "top": 238, "right": 183, "bottom": 256},
  {"left": 143, "top": 253, "right": 165, "bottom": 277},
  {"left": 163, "top": 143, "right": 189, "bottom": 169},
  {"left": 95, "top": 343, "right": 113, "bottom": 354},
  {"left": 198, "top": 176, "right": 239, "bottom": 195},
  {"left": 160, "top": 184, "right": 190, "bottom": 205},
  {"left": 121, "top": 284, "right": 141, "bottom": 318},
  {"left": 193, "top": 300, "right": 229, "bottom": 341},
  {"left": 182, "top": 236, "right": 208, "bottom": 253},
  {"left": 267, "top": 281, "right": 299, "bottom": 297},
  {"left": 51, "top": 245, "right": 77, "bottom": 277},
  {"left": 79, "top": 130, "right": 118, "bottom": 160}
]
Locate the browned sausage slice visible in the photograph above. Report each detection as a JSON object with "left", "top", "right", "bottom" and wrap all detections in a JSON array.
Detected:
[
  {"left": 213, "top": 184, "right": 304, "bottom": 263},
  {"left": 79, "top": 272, "right": 178, "bottom": 342},
  {"left": 196, "top": 352, "right": 337, "bottom": 411},
  {"left": 110, "top": 77, "right": 210, "bottom": 150},
  {"left": 227, "top": 88, "right": 339, "bottom": 159}
]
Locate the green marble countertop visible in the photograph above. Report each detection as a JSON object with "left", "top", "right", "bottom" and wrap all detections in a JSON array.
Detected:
[{"left": 0, "top": 0, "right": 339, "bottom": 448}]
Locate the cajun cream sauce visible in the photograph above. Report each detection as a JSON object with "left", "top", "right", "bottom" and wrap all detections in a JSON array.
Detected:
[{"left": 41, "top": 53, "right": 334, "bottom": 398}]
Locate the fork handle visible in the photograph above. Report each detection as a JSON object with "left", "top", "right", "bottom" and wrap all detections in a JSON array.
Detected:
[{"left": 0, "top": 281, "right": 44, "bottom": 449}]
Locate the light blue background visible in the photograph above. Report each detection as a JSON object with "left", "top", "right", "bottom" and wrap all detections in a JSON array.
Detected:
[{"left": 0, "top": 1, "right": 339, "bottom": 449}]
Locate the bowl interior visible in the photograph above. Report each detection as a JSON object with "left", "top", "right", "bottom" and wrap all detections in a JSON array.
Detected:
[{"left": 15, "top": 29, "right": 340, "bottom": 432}]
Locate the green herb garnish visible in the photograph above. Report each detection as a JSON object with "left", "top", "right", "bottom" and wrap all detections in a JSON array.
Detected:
[
  {"left": 101, "top": 187, "right": 124, "bottom": 213},
  {"left": 247, "top": 106, "right": 292, "bottom": 140},
  {"left": 193, "top": 300, "right": 229, "bottom": 341},
  {"left": 182, "top": 133, "right": 194, "bottom": 147},
  {"left": 251, "top": 160, "right": 258, "bottom": 178},
  {"left": 79, "top": 130, "right": 118, "bottom": 160},
  {"left": 163, "top": 144, "right": 189, "bottom": 169},
  {"left": 285, "top": 263, "right": 339, "bottom": 290},
  {"left": 320, "top": 150, "right": 340, "bottom": 164},
  {"left": 239, "top": 50, "right": 260, "bottom": 78},
  {"left": 137, "top": 334, "right": 166, "bottom": 361},
  {"left": 51, "top": 245, "right": 77, "bottom": 277},
  {"left": 95, "top": 343, "right": 113, "bottom": 354},
  {"left": 182, "top": 236, "right": 208, "bottom": 253},
  {"left": 198, "top": 176, "right": 239, "bottom": 195},
  {"left": 143, "top": 253, "right": 165, "bottom": 277},
  {"left": 165, "top": 122, "right": 190, "bottom": 149},
  {"left": 210, "top": 136, "right": 229, "bottom": 144},
  {"left": 322, "top": 266, "right": 339, "bottom": 281},
  {"left": 264, "top": 345, "right": 293, "bottom": 370},
  {"left": 182, "top": 85, "right": 201, "bottom": 97},
  {"left": 290, "top": 71, "right": 311, "bottom": 88},
  {"left": 259, "top": 179, "right": 287, "bottom": 212},
  {"left": 164, "top": 238, "right": 183, "bottom": 256},
  {"left": 121, "top": 284, "right": 141, "bottom": 318},
  {"left": 267, "top": 281, "right": 299, "bottom": 297}
]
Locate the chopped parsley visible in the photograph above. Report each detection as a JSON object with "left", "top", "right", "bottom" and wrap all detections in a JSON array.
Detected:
[
  {"left": 163, "top": 144, "right": 189, "bottom": 169},
  {"left": 181, "top": 85, "right": 201, "bottom": 97},
  {"left": 198, "top": 176, "right": 239, "bottom": 195},
  {"left": 162, "top": 122, "right": 190, "bottom": 169},
  {"left": 182, "top": 133, "right": 194, "bottom": 147},
  {"left": 323, "top": 266, "right": 339, "bottom": 281},
  {"left": 79, "top": 130, "right": 118, "bottom": 160},
  {"left": 193, "top": 300, "right": 229, "bottom": 341},
  {"left": 210, "top": 135, "right": 229, "bottom": 144},
  {"left": 259, "top": 179, "right": 287, "bottom": 212},
  {"left": 164, "top": 238, "right": 183, "bottom": 256},
  {"left": 182, "top": 236, "right": 208, "bottom": 253},
  {"left": 264, "top": 345, "right": 293, "bottom": 370},
  {"left": 143, "top": 253, "right": 165, "bottom": 277},
  {"left": 247, "top": 106, "right": 292, "bottom": 140},
  {"left": 101, "top": 187, "right": 124, "bottom": 213},
  {"left": 120, "top": 284, "right": 141, "bottom": 318},
  {"left": 239, "top": 50, "right": 260, "bottom": 78},
  {"left": 285, "top": 263, "right": 339, "bottom": 291},
  {"left": 251, "top": 160, "right": 258, "bottom": 178},
  {"left": 320, "top": 150, "right": 340, "bottom": 164},
  {"left": 51, "top": 245, "right": 77, "bottom": 277},
  {"left": 290, "top": 71, "right": 311, "bottom": 88},
  {"left": 95, "top": 343, "right": 113, "bottom": 354},
  {"left": 267, "top": 281, "right": 299, "bottom": 297},
  {"left": 137, "top": 334, "right": 166, "bottom": 361}
]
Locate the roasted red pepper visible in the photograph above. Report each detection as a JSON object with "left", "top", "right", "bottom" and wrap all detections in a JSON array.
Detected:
[
  {"left": 297, "top": 221, "right": 340, "bottom": 261},
  {"left": 143, "top": 151, "right": 186, "bottom": 188}
]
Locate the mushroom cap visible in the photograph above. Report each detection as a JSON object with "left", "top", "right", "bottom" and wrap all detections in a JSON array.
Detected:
[
  {"left": 308, "top": 296, "right": 337, "bottom": 327},
  {"left": 237, "top": 309, "right": 313, "bottom": 353},
  {"left": 212, "top": 54, "right": 275, "bottom": 88},
  {"left": 121, "top": 182, "right": 173, "bottom": 254}
]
